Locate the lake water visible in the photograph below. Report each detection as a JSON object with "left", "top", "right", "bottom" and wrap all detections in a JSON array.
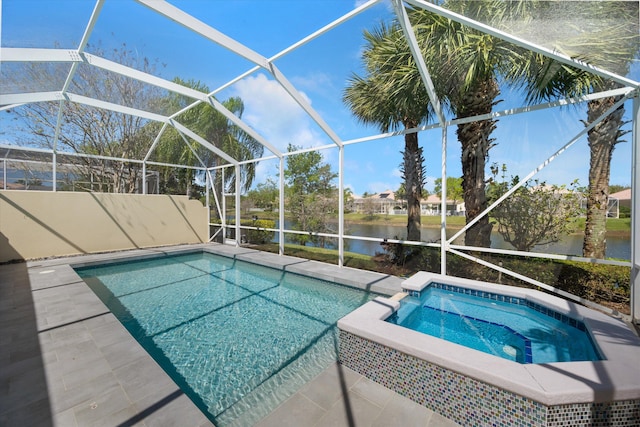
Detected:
[{"left": 273, "top": 221, "right": 630, "bottom": 261}]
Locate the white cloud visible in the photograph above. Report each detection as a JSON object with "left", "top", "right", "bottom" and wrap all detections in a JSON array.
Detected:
[
  {"left": 232, "top": 73, "right": 342, "bottom": 189},
  {"left": 368, "top": 181, "right": 396, "bottom": 194},
  {"left": 291, "top": 72, "right": 335, "bottom": 96},
  {"left": 424, "top": 175, "right": 438, "bottom": 192},
  {"left": 231, "top": 73, "right": 325, "bottom": 153}
]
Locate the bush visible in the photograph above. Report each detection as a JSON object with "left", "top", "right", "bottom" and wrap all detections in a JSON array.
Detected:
[
  {"left": 378, "top": 243, "right": 631, "bottom": 313},
  {"left": 619, "top": 205, "right": 631, "bottom": 218},
  {"left": 555, "top": 261, "right": 630, "bottom": 305},
  {"left": 243, "top": 219, "right": 275, "bottom": 244}
]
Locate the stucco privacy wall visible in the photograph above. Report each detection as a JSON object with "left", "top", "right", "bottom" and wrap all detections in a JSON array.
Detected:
[{"left": 0, "top": 191, "right": 208, "bottom": 262}]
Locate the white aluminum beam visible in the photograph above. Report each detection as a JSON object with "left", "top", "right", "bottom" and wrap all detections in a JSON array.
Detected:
[
  {"left": 0, "top": 142, "right": 206, "bottom": 171},
  {"left": 450, "top": 87, "right": 635, "bottom": 128},
  {"left": 57, "top": 150, "right": 143, "bottom": 164},
  {"left": 341, "top": 87, "right": 635, "bottom": 147},
  {"left": 51, "top": 100, "right": 65, "bottom": 191},
  {"left": 448, "top": 243, "right": 631, "bottom": 268},
  {"left": 448, "top": 247, "right": 626, "bottom": 319},
  {"left": 338, "top": 145, "right": 344, "bottom": 266},
  {"left": 406, "top": 0, "right": 640, "bottom": 89},
  {"left": 61, "top": 0, "right": 105, "bottom": 94},
  {"left": 175, "top": 128, "right": 208, "bottom": 169},
  {"left": 144, "top": 123, "right": 169, "bottom": 162},
  {"left": 83, "top": 53, "right": 206, "bottom": 101},
  {"left": 448, "top": 93, "right": 632, "bottom": 244},
  {"left": 78, "top": 0, "right": 105, "bottom": 53},
  {"left": 0, "top": 91, "right": 65, "bottom": 105},
  {"left": 632, "top": 94, "right": 640, "bottom": 324},
  {"left": 392, "top": 0, "right": 446, "bottom": 126},
  {"left": 135, "top": 0, "right": 268, "bottom": 68},
  {"left": 137, "top": 0, "right": 343, "bottom": 148},
  {"left": 0, "top": 103, "right": 24, "bottom": 112},
  {"left": 207, "top": 168, "right": 224, "bottom": 224},
  {"left": 268, "top": 63, "right": 344, "bottom": 147},
  {"left": 440, "top": 127, "right": 448, "bottom": 274},
  {"left": 169, "top": 119, "right": 238, "bottom": 165},
  {"left": 206, "top": 97, "right": 282, "bottom": 157},
  {"left": 235, "top": 164, "right": 241, "bottom": 247},
  {"left": 65, "top": 93, "right": 170, "bottom": 123},
  {"left": 210, "top": 0, "right": 381, "bottom": 97},
  {"left": 279, "top": 156, "right": 285, "bottom": 256},
  {"left": 83, "top": 53, "right": 281, "bottom": 159},
  {"left": 0, "top": 48, "right": 82, "bottom": 62},
  {"left": 2, "top": 48, "right": 277, "bottom": 160}
]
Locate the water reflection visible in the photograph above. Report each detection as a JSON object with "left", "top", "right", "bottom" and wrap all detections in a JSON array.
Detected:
[{"left": 273, "top": 221, "right": 630, "bottom": 260}]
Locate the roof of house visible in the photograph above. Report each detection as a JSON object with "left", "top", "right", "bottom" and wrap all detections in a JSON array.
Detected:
[
  {"left": 422, "top": 194, "right": 458, "bottom": 204},
  {"left": 610, "top": 188, "right": 631, "bottom": 201},
  {"left": 353, "top": 190, "right": 396, "bottom": 200}
]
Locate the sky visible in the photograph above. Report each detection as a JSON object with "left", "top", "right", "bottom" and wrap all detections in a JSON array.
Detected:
[{"left": 1, "top": 0, "right": 639, "bottom": 196}]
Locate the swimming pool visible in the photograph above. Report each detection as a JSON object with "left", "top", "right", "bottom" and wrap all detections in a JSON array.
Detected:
[
  {"left": 386, "top": 283, "right": 602, "bottom": 364},
  {"left": 76, "top": 251, "right": 378, "bottom": 426}
]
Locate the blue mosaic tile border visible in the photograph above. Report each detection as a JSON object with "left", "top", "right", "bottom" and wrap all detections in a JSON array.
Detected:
[
  {"left": 421, "top": 305, "right": 533, "bottom": 363},
  {"left": 338, "top": 330, "right": 640, "bottom": 427},
  {"left": 421, "top": 282, "right": 588, "bottom": 332}
]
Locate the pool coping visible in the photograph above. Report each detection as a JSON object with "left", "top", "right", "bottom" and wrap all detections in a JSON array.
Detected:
[{"left": 337, "top": 272, "right": 640, "bottom": 407}]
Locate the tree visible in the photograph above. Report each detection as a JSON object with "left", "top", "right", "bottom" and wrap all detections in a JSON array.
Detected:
[
  {"left": 434, "top": 177, "right": 463, "bottom": 209},
  {"left": 395, "top": 184, "right": 406, "bottom": 202},
  {"left": 245, "top": 178, "right": 278, "bottom": 211},
  {"left": 154, "top": 78, "right": 263, "bottom": 201},
  {"left": 284, "top": 144, "right": 338, "bottom": 247},
  {"left": 362, "top": 197, "right": 377, "bottom": 219},
  {"left": 344, "top": 22, "right": 431, "bottom": 241},
  {"left": 10, "top": 43, "right": 164, "bottom": 193},
  {"left": 407, "top": 2, "right": 529, "bottom": 248},
  {"left": 487, "top": 164, "right": 583, "bottom": 252},
  {"left": 505, "top": 1, "right": 639, "bottom": 258},
  {"left": 343, "top": 187, "right": 354, "bottom": 213}
]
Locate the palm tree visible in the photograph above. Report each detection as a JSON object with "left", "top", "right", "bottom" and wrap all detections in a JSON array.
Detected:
[
  {"left": 506, "top": 1, "right": 639, "bottom": 259},
  {"left": 155, "top": 78, "right": 264, "bottom": 199},
  {"left": 407, "top": 3, "right": 517, "bottom": 248},
  {"left": 344, "top": 23, "right": 432, "bottom": 241},
  {"left": 345, "top": 2, "right": 537, "bottom": 246}
]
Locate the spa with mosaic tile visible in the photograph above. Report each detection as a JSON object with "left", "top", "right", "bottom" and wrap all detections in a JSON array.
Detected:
[{"left": 337, "top": 272, "right": 640, "bottom": 427}]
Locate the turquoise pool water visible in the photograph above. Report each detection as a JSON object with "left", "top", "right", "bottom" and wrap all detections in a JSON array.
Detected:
[
  {"left": 386, "top": 284, "right": 602, "bottom": 364},
  {"left": 76, "top": 251, "right": 377, "bottom": 426}
]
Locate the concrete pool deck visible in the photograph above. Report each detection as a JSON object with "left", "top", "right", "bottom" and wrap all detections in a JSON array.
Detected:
[{"left": 0, "top": 243, "right": 460, "bottom": 426}]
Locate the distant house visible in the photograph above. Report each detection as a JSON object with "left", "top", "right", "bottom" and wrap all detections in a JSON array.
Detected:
[
  {"left": 420, "top": 194, "right": 464, "bottom": 216},
  {"left": 351, "top": 190, "right": 405, "bottom": 215},
  {"left": 351, "top": 190, "right": 464, "bottom": 216},
  {"left": 530, "top": 184, "right": 628, "bottom": 219},
  {"left": 608, "top": 188, "right": 631, "bottom": 218}
]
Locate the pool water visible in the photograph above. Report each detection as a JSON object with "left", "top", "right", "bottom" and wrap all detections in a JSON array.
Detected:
[
  {"left": 386, "top": 284, "right": 602, "bottom": 364},
  {"left": 76, "top": 251, "right": 377, "bottom": 426}
]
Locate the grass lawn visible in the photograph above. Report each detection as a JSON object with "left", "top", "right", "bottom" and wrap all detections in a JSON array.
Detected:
[
  {"left": 344, "top": 213, "right": 630, "bottom": 233},
  {"left": 236, "top": 212, "right": 630, "bottom": 234}
]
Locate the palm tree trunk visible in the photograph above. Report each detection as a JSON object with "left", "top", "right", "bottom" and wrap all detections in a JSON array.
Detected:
[
  {"left": 582, "top": 89, "right": 625, "bottom": 259},
  {"left": 457, "top": 77, "right": 499, "bottom": 248},
  {"left": 404, "top": 127, "right": 422, "bottom": 241}
]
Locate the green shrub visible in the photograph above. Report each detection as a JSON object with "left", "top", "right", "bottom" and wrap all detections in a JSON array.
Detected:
[
  {"left": 555, "top": 261, "right": 630, "bottom": 304},
  {"left": 243, "top": 219, "right": 275, "bottom": 244}
]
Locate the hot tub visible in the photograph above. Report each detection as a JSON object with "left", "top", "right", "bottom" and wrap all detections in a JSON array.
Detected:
[{"left": 337, "top": 272, "right": 640, "bottom": 427}]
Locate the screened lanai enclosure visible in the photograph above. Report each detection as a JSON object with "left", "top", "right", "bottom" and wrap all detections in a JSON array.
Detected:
[{"left": 1, "top": 0, "right": 639, "bottom": 323}]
